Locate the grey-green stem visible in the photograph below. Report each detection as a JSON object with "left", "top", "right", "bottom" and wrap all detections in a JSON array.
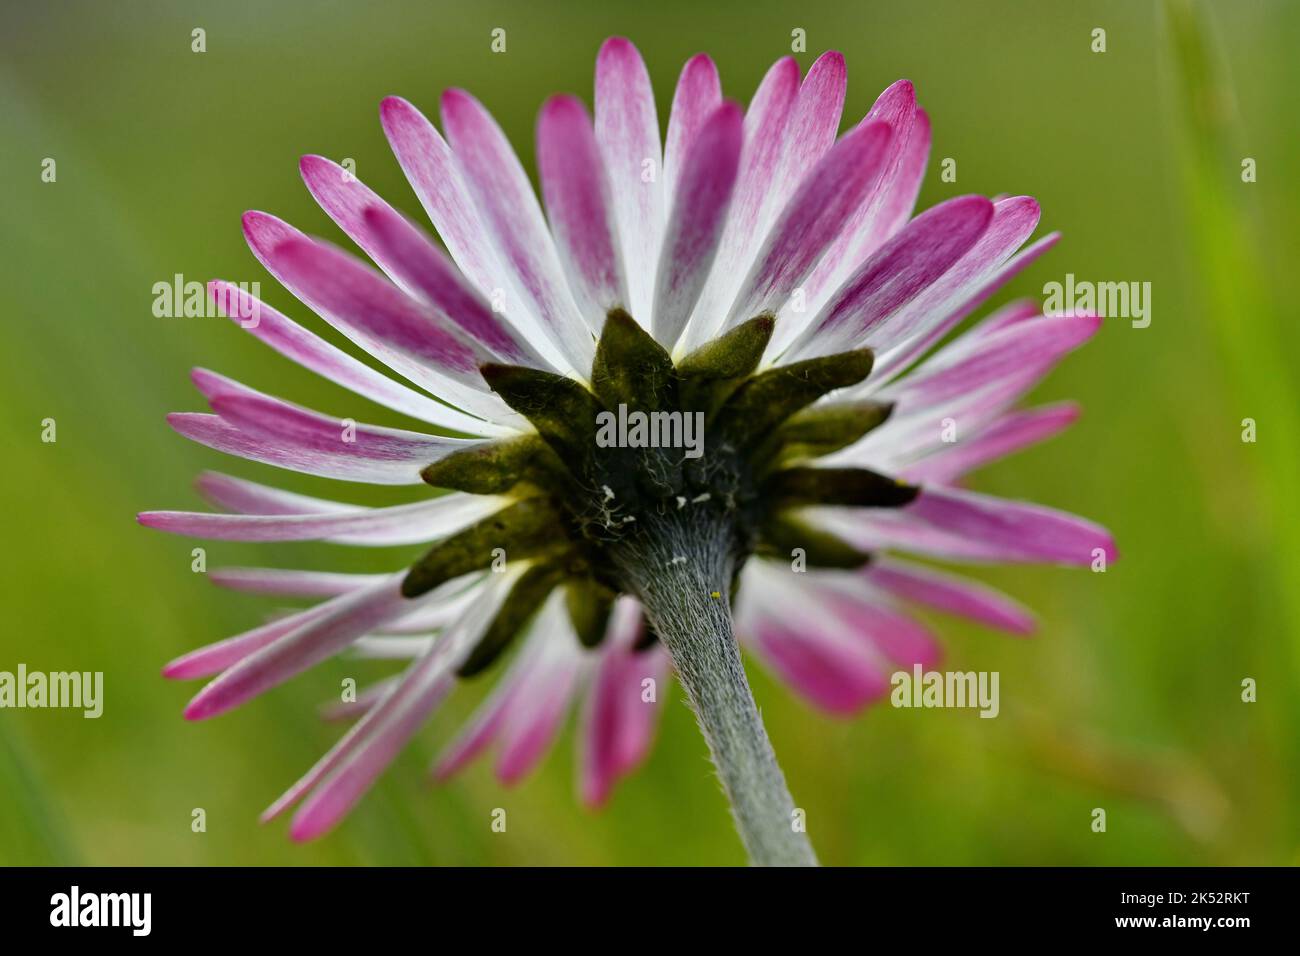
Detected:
[{"left": 611, "top": 510, "right": 818, "bottom": 867}]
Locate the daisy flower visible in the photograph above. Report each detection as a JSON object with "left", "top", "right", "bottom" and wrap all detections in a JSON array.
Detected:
[{"left": 140, "top": 37, "right": 1114, "bottom": 865}]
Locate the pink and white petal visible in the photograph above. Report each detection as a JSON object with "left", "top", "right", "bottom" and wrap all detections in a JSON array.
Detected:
[
  {"left": 206, "top": 281, "right": 494, "bottom": 435},
  {"left": 278, "top": 564, "right": 522, "bottom": 839},
  {"left": 748, "top": 615, "right": 892, "bottom": 715},
  {"left": 786, "top": 82, "right": 926, "bottom": 338},
  {"left": 298, "top": 154, "right": 429, "bottom": 293},
  {"left": 492, "top": 593, "right": 587, "bottom": 784},
  {"left": 301, "top": 154, "right": 543, "bottom": 370},
  {"left": 813, "top": 575, "right": 943, "bottom": 669},
  {"left": 580, "top": 598, "right": 669, "bottom": 807},
  {"left": 378, "top": 580, "right": 485, "bottom": 634},
  {"left": 594, "top": 37, "right": 664, "bottom": 322},
  {"left": 139, "top": 489, "right": 506, "bottom": 545},
  {"left": 183, "top": 574, "right": 417, "bottom": 720},
  {"left": 853, "top": 97, "right": 930, "bottom": 260},
  {"left": 360, "top": 205, "right": 550, "bottom": 366},
  {"left": 676, "top": 57, "right": 800, "bottom": 353},
  {"left": 441, "top": 88, "right": 594, "bottom": 372},
  {"left": 736, "top": 562, "right": 892, "bottom": 714},
  {"left": 872, "top": 251, "right": 1062, "bottom": 392},
  {"left": 209, "top": 567, "right": 389, "bottom": 598},
  {"left": 881, "top": 315, "right": 1100, "bottom": 410},
  {"left": 380, "top": 96, "right": 569, "bottom": 371},
  {"left": 435, "top": 591, "right": 586, "bottom": 785},
  {"left": 164, "top": 599, "right": 337, "bottom": 680},
  {"left": 899, "top": 402, "right": 1081, "bottom": 484},
  {"left": 723, "top": 119, "right": 893, "bottom": 330},
  {"left": 165, "top": 412, "right": 428, "bottom": 485},
  {"left": 764, "top": 51, "right": 848, "bottom": 224},
  {"left": 865, "top": 556, "right": 1037, "bottom": 635},
  {"left": 537, "top": 95, "right": 628, "bottom": 329},
  {"left": 784, "top": 195, "right": 994, "bottom": 360},
  {"left": 258, "top": 232, "right": 511, "bottom": 422},
  {"left": 192, "top": 368, "right": 476, "bottom": 484},
  {"left": 431, "top": 678, "right": 521, "bottom": 781},
  {"left": 808, "top": 486, "right": 1117, "bottom": 566},
  {"left": 651, "top": 101, "right": 744, "bottom": 347},
  {"left": 663, "top": 53, "right": 721, "bottom": 207},
  {"left": 832, "top": 360, "right": 1063, "bottom": 472},
  {"left": 856, "top": 196, "right": 1045, "bottom": 367},
  {"left": 195, "top": 470, "right": 356, "bottom": 516},
  {"left": 242, "top": 213, "right": 514, "bottom": 424},
  {"left": 962, "top": 298, "right": 1044, "bottom": 340}
]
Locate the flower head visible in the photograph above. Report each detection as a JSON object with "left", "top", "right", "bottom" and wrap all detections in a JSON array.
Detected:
[{"left": 141, "top": 37, "right": 1114, "bottom": 843}]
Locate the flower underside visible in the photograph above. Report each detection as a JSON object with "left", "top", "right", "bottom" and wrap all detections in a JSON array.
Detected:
[{"left": 404, "top": 307, "right": 916, "bottom": 678}]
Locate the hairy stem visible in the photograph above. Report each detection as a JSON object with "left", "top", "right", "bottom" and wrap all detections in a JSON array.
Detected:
[{"left": 611, "top": 511, "right": 818, "bottom": 866}]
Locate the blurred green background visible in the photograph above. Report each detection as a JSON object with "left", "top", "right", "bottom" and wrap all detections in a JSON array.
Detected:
[{"left": 2, "top": 0, "right": 1297, "bottom": 865}]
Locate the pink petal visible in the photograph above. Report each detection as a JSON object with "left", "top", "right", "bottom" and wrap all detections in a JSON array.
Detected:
[
  {"left": 736, "top": 564, "right": 894, "bottom": 715},
  {"left": 193, "top": 368, "right": 472, "bottom": 484},
  {"left": 138, "top": 489, "right": 503, "bottom": 544},
  {"left": 723, "top": 119, "right": 893, "bottom": 329},
  {"left": 495, "top": 672, "right": 580, "bottom": 785},
  {"left": 243, "top": 213, "right": 510, "bottom": 423},
  {"left": 818, "top": 581, "right": 942, "bottom": 669},
  {"left": 183, "top": 575, "right": 413, "bottom": 720},
  {"left": 165, "top": 412, "right": 416, "bottom": 485},
  {"left": 852, "top": 92, "right": 930, "bottom": 261},
  {"left": 164, "top": 601, "right": 335, "bottom": 680},
  {"left": 381, "top": 96, "right": 568, "bottom": 369},
  {"left": 883, "top": 315, "right": 1100, "bottom": 410},
  {"left": 899, "top": 402, "right": 1081, "bottom": 484},
  {"left": 836, "top": 360, "right": 1064, "bottom": 470},
  {"left": 815, "top": 486, "right": 1117, "bottom": 566},
  {"left": 206, "top": 281, "right": 493, "bottom": 435},
  {"left": 297, "top": 154, "right": 423, "bottom": 291},
  {"left": 675, "top": 56, "right": 800, "bottom": 352},
  {"left": 359, "top": 205, "right": 548, "bottom": 366},
  {"left": 262, "top": 233, "right": 502, "bottom": 411},
  {"left": 166, "top": 409, "right": 430, "bottom": 486},
  {"left": 434, "top": 594, "right": 586, "bottom": 786},
  {"left": 580, "top": 598, "right": 668, "bottom": 807},
  {"left": 536, "top": 95, "right": 628, "bottom": 329},
  {"left": 663, "top": 53, "right": 721, "bottom": 206},
  {"left": 750, "top": 617, "right": 890, "bottom": 715},
  {"left": 195, "top": 470, "right": 355, "bottom": 516},
  {"left": 594, "top": 37, "right": 664, "bottom": 322},
  {"left": 650, "top": 101, "right": 744, "bottom": 347},
  {"left": 866, "top": 557, "right": 1037, "bottom": 635},
  {"left": 431, "top": 681, "right": 520, "bottom": 781},
  {"left": 785, "top": 81, "right": 927, "bottom": 343},
  {"left": 863, "top": 196, "right": 1048, "bottom": 367},
  {"left": 786, "top": 195, "right": 994, "bottom": 360},
  {"left": 280, "top": 567, "right": 519, "bottom": 839},
  {"left": 765, "top": 51, "right": 847, "bottom": 221}
]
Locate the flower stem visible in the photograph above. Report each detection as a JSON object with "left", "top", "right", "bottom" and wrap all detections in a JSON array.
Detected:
[{"left": 612, "top": 512, "right": 818, "bottom": 866}]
